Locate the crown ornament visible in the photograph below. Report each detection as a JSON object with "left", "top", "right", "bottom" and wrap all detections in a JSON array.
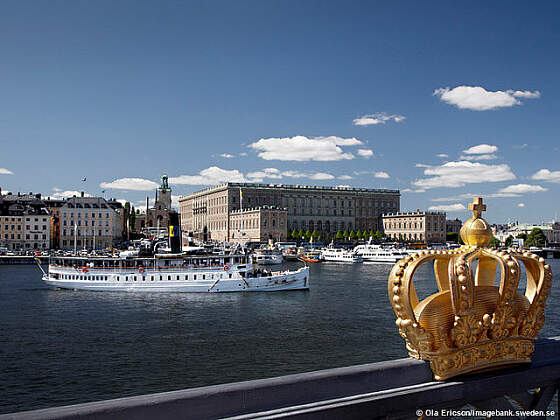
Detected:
[{"left": 388, "top": 198, "right": 552, "bottom": 380}]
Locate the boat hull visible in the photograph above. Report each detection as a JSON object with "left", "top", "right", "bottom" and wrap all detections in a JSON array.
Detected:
[{"left": 42, "top": 267, "right": 309, "bottom": 293}]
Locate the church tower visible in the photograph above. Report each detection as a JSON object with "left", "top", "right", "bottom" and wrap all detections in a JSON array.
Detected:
[{"left": 157, "top": 174, "right": 172, "bottom": 210}]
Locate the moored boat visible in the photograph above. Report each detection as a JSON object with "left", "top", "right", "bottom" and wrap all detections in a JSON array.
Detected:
[
  {"left": 353, "top": 240, "right": 409, "bottom": 263},
  {"left": 320, "top": 244, "right": 362, "bottom": 263},
  {"left": 299, "top": 250, "right": 322, "bottom": 263},
  {"left": 253, "top": 248, "right": 283, "bottom": 265}
]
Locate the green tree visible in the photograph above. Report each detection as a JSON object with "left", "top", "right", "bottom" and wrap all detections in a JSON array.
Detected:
[
  {"left": 505, "top": 235, "right": 514, "bottom": 248},
  {"left": 374, "top": 230, "right": 383, "bottom": 240},
  {"left": 311, "top": 229, "right": 320, "bottom": 240},
  {"left": 297, "top": 229, "right": 305, "bottom": 239},
  {"left": 304, "top": 229, "right": 312, "bottom": 240},
  {"left": 488, "top": 236, "right": 501, "bottom": 248},
  {"left": 343, "top": 230, "right": 349, "bottom": 240},
  {"left": 286, "top": 230, "right": 293, "bottom": 240},
  {"left": 335, "top": 230, "right": 344, "bottom": 240},
  {"left": 129, "top": 206, "right": 136, "bottom": 230},
  {"left": 446, "top": 232, "right": 459, "bottom": 243},
  {"left": 349, "top": 230, "right": 357, "bottom": 240},
  {"left": 525, "top": 228, "right": 547, "bottom": 247},
  {"left": 291, "top": 229, "right": 299, "bottom": 240},
  {"left": 323, "top": 232, "right": 330, "bottom": 243},
  {"left": 517, "top": 233, "right": 528, "bottom": 240}
]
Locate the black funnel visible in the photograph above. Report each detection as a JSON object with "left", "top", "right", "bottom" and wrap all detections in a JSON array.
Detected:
[{"left": 168, "top": 211, "right": 181, "bottom": 253}]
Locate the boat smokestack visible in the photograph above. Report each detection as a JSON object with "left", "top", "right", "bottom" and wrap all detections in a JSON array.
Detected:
[{"left": 168, "top": 211, "right": 181, "bottom": 253}]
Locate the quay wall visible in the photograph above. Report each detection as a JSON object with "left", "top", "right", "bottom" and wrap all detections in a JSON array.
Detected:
[{"left": 0, "top": 256, "right": 43, "bottom": 265}]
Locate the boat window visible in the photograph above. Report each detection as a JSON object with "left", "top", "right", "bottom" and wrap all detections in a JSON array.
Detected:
[
  {"left": 159, "top": 275, "right": 162, "bottom": 281},
  {"left": 229, "top": 274, "right": 232, "bottom": 278},
  {"left": 176, "top": 275, "right": 180, "bottom": 280},
  {"left": 193, "top": 275, "right": 197, "bottom": 280}
]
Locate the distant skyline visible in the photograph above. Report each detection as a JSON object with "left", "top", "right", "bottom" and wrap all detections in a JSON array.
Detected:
[{"left": 1, "top": 1, "right": 560, "bottom": 223}]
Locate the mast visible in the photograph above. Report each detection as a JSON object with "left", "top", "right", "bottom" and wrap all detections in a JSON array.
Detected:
[
  {"left": 74, "top": 224, "right": 77, "bottom": 254},
  {"left": 240, "top": 188, "right": 243, "bottom": 242}
]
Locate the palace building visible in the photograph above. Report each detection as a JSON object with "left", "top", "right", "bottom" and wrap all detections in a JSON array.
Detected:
[
  {"left": 179, "top": 183, "right": 400, "bottom": 243},
  {"left": 382, "top": 210, "right": 446, "bottom": 243}
]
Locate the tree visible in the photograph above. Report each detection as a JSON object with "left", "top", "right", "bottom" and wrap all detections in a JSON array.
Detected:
[
  {"left": 311, "top": 229, "right": 320, "bottom": 240},
  {"left": 297, "top": 229, "right": 305, "bottom": 240},
  {"left": 525, "top": 228, "right": 547, "bottom": 247},
  {"left": 446, "top": 232, "right": 459, "bottom": 243},
  {"left": 286, "top": 230, "right": 293, "bottom": 240},
  {"left": 505, "top": 235, "right": 514, "bottom": 248},
  {"left": 517, "top": 233, "right": 528, "bottom": 240},
  {"left": 129, "top": 206, "right": 136, "bottom": 231},
  {"left": 335, "top": 230, "right": 344, "bottom": 240},
  {"left": 374, "top": 230, "right": 383, "bottom": 240},
  {"left": 304, "top": 229, "right": 312, "bottom": 240},
  {"left": 349, "top": 230, "right": 357, "bottom": 240},
  {"left": 291, "top": 229, "right": 298, "bottom": 240},
  {"left": 343, "top": 230, "right": 349, "bottom": 240},
  {"left": 488, "top": 236, "right": 501, "bottom": 248}
]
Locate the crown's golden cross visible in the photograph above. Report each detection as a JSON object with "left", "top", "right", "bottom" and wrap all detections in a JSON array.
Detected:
[{"left": 469, "top": 197, "right": 486, "bottom": 218}]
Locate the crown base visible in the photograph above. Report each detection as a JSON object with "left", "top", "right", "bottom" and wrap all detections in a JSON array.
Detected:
[{"left": 410, "top": 337, "right": 535, "bottom": 381}]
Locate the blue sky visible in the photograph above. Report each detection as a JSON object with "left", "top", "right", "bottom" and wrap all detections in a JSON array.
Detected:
[{"left": 1, "top": 1, "right": 559, "bottom": 223}]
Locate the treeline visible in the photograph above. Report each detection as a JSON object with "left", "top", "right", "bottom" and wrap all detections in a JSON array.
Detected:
[{"left": 286, "top": 229, "right": 383, "bottom": 242}]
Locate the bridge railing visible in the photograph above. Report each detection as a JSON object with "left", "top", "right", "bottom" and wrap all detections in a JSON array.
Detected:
[{"left": 2, "top": 337, "right": 559, "bottom": 420}]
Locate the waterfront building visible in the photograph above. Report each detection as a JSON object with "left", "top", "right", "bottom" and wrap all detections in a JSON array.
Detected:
[
  {"left": 382, "top": 210, "right": 446, "bottom": 242},
  {"left": 56, "top": 193, "right": 124, "bottom": 250},
  {"left": 178, "top": 183, "right": 400, "bottom": 242},
  {"left": 0, "top": 193, "right": 50, "bottom": 251},
  {"left": 229, "top": 206, "right": 287, "bottom": 242},
  {"left": 133, "top": 174, "right": 173, "bottom": 236},
  {"left": 494, "top": 222, "right": 560, "bottom": 245},
  {"left": 445, "top": 218, "right": 462, "bottom": 234}
]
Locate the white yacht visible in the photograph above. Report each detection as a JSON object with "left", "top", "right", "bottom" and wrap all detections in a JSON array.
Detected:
[
  {"left": 253, "top": 248, "right": 283, "bottom": 265},
  {"left": 320, "top": 245, "right": 362, "bottom": 263},
  {"left": 353, "top": 240, "right": 409, "bottom": 263},
  {"left": 40, "top": 252, "right": 308, "bottom": 293}
]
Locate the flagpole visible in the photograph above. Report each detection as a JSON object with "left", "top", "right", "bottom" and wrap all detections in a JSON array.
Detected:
[
  {"left": 74, "top": 224, "right": 77, "bottom": 255},
  {"left": 240, "top": 188, "right": 243, "bottom": 243}
]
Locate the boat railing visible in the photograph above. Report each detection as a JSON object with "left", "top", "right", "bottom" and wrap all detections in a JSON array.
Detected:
[{"left": 49, "top": 264, "right": 243, "bottom": 272}]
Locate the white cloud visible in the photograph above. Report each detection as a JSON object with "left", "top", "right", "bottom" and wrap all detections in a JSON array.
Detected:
[
  {"left": 171, "top": 195, "right": 180, "bottom": 209},
  {"left": 495, "top": 184, "right": 547, "bottom": 196},
  {"left": 357, "top": 149, "right": 374, "bottom": 158},
  {"left": 428, "top": 203, "right": 466, "bottom": 212},
  {"left": 282, "top": 170, "right": 335, "bottom": 180},
  {"left": 246, "top": 168, "right": 283, "bottom": 181},
  {"left": 353, "top": 112, "right": 406, "bottom": 126},
  {"left": 436, "top": 154, "right": 448, "bottom": 158},
  {"left": 531, "top": 169, "right": 560, "bottom": 183},
  {"left": 374, "top": 172, "right": 390, "bottom": 179},
  {"left": 239, "top": 152, "right": 248, "bottom": 157},
  {"left": 431, "top": 193, "right": 479, "bottom": 202},
  {"left": 460, "top": 154, "right": 497, "bottom": 161},
  {"left": 413, "top": 161, "right": 515, "bottom": 189},
  {"left": 513, "top": 143, "right": 528, "bottom": 150},
  {"left": 249, "top": 136, "right": 361, "bottom": 161},
  {"left": 99, "top": 178, "right": 159, "bottom": 191},
  {"left": 338, "top": 175, "right": 353, "bottom": 180},
  {"left": 434, "top": 86, "right": 540, "bottom": 111},
  {"left": 170, "top": 167, "right": 249, "bottom": 185},
  {"left": 462, "top": 144, "right": 498, "bottom": 155},
  {"left": 415, "top": 163, "right": 431, "bottom": 168},
  {"left": 220, "top": 153, "right": 234, "bottom": 158},
  {"left": 518, "top": 203, "right": 525, "bottom": 208},
  {"left": 50, "top": 190, "right": 92, "bottom": 199},
  {"left": 0, "top": 168, "right": 13, "bottom": 175},
  {"left": 402, "top": 188, "right": 426, "bottom": 193}
]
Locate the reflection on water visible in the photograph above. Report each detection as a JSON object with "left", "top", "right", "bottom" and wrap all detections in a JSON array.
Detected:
[{"left": 1, "top": 260, "right": 559, "bottom": 414}]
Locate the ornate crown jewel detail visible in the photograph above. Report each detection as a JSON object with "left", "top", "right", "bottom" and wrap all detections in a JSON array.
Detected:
[{"left": 388, "top": 198, "right": 552, "bottom": 380}]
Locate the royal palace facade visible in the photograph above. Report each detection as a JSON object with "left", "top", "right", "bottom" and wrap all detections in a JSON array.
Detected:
[{"left": 179, "top": 183, "right": 400, "bottom": 242}]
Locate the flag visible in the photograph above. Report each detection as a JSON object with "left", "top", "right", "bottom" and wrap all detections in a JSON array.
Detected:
[
  {"left": 34, "top": 257, "right": 41, "bottom": 264},
  {"left": 82, "top": 177, "right": 87, "bottom": 182},
  {"left": 240, "top": 189, "right": 243, "bottom": 201}
]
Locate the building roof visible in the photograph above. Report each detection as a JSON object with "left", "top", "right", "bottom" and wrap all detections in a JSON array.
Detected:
[
  {"left": 180, "top": 182, "right": 400, "bottom": 201},
  {"left": 0, "top": 193, "right": 50, "bottom": 216}
]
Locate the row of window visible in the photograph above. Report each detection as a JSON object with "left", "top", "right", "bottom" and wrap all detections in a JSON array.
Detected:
[
  {"left": 63, "top": 220, "right": 110, "bottom": 227},
  {"left": 62, "top": 229, "right": 109, "bottom": 236},
  {"left": 63, "top": 212, "right": 111, "bottom": 218},
  {"left": 60, "top": 273, "right": 234, "bottom": 281},
  {"left": 3, "top": 233, "right": 47, "bottom": 240}
]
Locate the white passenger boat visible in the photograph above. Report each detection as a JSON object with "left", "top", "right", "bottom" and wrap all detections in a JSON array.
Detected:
[
  {"left": 253, "top": 248, "right": 283, "bottom": 265},
  {"left": 320, "top": 245, "right": 362, "bottom": 263},
  {"left": 353, "top": 241, "right": 409, "bottom": 263},
  {"left": 40, "top": 252, "right": 309, "bottom": 293}
]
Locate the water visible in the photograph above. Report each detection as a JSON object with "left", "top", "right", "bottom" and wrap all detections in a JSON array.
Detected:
[{"left": 1, "top": 260, "right": 560, "bottom": 414}]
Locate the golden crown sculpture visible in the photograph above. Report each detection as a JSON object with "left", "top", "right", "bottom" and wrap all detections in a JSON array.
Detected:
[{"left": 388, "top": 198, "right": 552, "bottom": 380}]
